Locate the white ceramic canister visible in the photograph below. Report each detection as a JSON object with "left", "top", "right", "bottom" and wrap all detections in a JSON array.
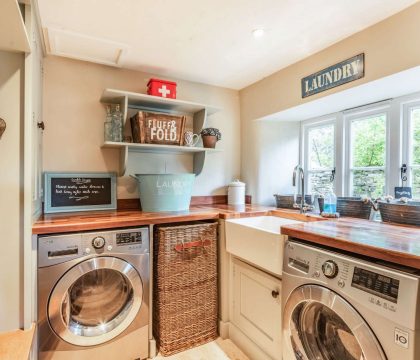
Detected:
[{"left": 228, "top": 180, "right": 246, "bottom": 205}]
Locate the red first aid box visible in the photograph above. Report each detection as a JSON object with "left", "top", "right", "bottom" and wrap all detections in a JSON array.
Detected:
[{"left": 147, "top": 78, "right": 177, "bottom": 99}]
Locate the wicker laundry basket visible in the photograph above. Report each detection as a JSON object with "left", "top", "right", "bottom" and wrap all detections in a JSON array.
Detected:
[{"left": 153, "top": 222, "right": 218, "bottom": 356}]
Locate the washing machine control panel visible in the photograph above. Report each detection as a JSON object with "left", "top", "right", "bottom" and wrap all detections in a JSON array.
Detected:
[
  {"left": 351, "top": 267, "right": 400, "bottom": 303},
  {"left": 116, "top": 231, "right": 143, "bottom": 246},
  {"left": 38, "top": 227, "right": 150, "bottom": 267}
]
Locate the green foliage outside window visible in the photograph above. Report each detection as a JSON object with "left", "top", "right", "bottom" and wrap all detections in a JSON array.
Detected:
[
  {"left": 351, "top": 115, "right": 386, "bottom": 198},
  {"left": 411, "top": 109, "right": 420, "bottom": 198},
  {"left": 352, "top": 115, "right": 386, "bottom": 167}
]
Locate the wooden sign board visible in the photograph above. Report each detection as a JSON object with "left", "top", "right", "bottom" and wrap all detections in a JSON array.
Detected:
[
  {"left": 131, "top": 111, "right": 186, "bottom": 145},
  {"left": 44, "top": 172, "right": 117, "bottom": 213},
  {"left": 302, "top": 53, "right": 364, "bottom": 98}
]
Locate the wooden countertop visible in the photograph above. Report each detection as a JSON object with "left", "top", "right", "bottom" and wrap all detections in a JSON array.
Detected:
[
  {"left": 281, "top": 218, "right": 420, "bottom": 269},
  {"left": 0, "top": 324, "right": 35, "bottom": 360},
  {"left": 32, "top": 204, "right": 273, "bottom": 235},
  {"left": 33, "top": 205, "right": 420, "bottom": 269}
]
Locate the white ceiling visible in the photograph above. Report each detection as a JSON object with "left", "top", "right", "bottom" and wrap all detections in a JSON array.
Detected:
[{"left": 37, "top": 0, "right": 417, "bottom": 90}]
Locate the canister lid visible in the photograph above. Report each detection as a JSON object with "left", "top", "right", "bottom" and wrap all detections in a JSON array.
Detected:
[{"left": 228, "top": 179, "right": 245, "bottom": 187}]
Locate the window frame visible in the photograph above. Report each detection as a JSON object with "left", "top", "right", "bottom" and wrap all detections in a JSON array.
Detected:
[
  {"left": 301, "top": 116, "right": 337, "bottom": 196},
  {"left": 300, "top": 92, "right": 420, "bottom": 201},
  {"left": 402, "top": 100, "right": 420, "bottom": 197},
  {"left": 343, "top": 103, "right": 391, "bottom": 198}
]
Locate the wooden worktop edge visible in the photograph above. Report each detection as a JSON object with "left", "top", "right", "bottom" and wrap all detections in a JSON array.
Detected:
[{"left": 281, "top": 226, "right": 420, "bottom": 269}]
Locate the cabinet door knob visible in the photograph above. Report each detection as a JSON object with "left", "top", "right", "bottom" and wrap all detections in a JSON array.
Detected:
[
  {"left": 37, "top": 121, "right": 45, "bottom": 130},
  {"left": 271, "top": 290, "right": 279, "bottom": 298}
]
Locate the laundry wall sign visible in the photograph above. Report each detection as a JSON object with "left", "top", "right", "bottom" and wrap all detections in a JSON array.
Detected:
[{"left": 301, "top": 53, "right": 364, "bottom": 98}]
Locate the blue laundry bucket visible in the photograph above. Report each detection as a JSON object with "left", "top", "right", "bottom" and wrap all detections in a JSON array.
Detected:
[{"left": 131, "top": 173, "right": 195, "bottom": 212}]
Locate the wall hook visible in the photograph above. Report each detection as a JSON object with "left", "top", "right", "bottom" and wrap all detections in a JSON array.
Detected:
[
  {"left": 37, "top": 121, "right": 45, "bottom": 131},
  {"left": 0, "top": 118, "right": 6, "bottom": 139}
]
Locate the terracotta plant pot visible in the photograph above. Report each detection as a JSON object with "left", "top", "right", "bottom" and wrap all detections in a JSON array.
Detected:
[{"left": 202, "top": 135, "right": 218, "bottom": 148}]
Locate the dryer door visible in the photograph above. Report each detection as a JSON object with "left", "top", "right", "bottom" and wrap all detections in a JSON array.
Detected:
[
  {"left": 48, "top": 257, "right": 143, "bottom": 346},
  {"left": 283, "top": 285, "right": 386, "bottom": 360}
]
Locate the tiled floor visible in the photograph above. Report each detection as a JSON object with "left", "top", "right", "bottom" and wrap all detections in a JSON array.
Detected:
[{"left": 153, "top": 338, "right": 249, "bottom": 360}]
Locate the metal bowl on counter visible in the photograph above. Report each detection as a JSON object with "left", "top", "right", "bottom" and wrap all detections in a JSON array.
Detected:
[{"left": 378, "top": 200, "right": 420, "bottom": 226}]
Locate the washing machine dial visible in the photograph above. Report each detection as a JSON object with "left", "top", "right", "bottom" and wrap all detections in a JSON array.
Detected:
[
  {"left": 322, "top": 260, "right": 339, "bottom": 278},
  {"left": 92, "top": 236, "right": 105, "bottom": 249}
]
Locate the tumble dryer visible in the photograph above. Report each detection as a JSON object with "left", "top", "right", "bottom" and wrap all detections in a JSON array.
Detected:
[{"left": 38, "top": 227, "right": 149, "bottom": 359}]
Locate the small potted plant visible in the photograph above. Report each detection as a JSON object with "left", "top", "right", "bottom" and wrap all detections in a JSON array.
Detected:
[{"left": 200, "top": 128, "right": 221, "bottom": 148}]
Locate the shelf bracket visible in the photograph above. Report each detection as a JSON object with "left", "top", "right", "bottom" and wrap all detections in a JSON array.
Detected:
[
  {"left": 119, "top": 145, "right": 128, "bottom": 176},
  {"left": 193, "top": 108, "right": 207, "bottom": 135},
  {"left": 193, "top": 152, "right": 205, "bottom": 176}
]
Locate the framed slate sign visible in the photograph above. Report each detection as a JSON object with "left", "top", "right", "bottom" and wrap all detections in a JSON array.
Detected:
[
  {"left": 302, "top": 53, "right": 364, "bottom": 98},
  {"left": 44, "top": 172, "right": 117, "bottom": 213}
]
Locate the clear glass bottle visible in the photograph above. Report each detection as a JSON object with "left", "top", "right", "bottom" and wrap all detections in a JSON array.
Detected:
[
  {"left": 104, "top": 105, "right": 113, "bottom": 141},
  {"left": 324, "top": 192, "right": 337, "bottom": 214},
  {"left": 112, "top": 104, "right": 123, "bottom": 142}
]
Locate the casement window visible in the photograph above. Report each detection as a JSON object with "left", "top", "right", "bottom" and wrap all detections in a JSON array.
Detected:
[
  {"left": 345, "top": 109, "right": 388, "bottom": 199},
  {"left": 301, "top": 94, "right": 420, "bottom": 200},
  {"left": 303, "top": 120, "right": 335, "bottom": 196},
  {"left": 404, "top": 103, "right": 420, "bottom": 199}
]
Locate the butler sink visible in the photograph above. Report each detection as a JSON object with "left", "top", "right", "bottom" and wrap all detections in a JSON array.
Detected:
[{"left": 225, "top": 216, "right": 302, "bottom": 276}]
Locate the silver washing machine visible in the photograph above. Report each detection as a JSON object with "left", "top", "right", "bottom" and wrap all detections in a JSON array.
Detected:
[
  {"left": 38, "top": 227, "right": 149, "bottom": 360},
  {"left": 282, "top": 239, "right": 420, "bottom": 360}
]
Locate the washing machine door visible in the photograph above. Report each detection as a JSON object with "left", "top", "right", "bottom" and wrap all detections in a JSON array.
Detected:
[
  {"left": 48, "top": 256, "right": 143, "bottom": 347},
  {"left": 283, "top": 285, "right": 386, "bottom": 360}
]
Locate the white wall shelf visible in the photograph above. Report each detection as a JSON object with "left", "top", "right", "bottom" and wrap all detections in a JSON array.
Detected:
[
  {"left": 100, "top": 89, "right": 221, "bottom": 176},
  {"left": 103, "top": 141, "right": 221, "bottom": 154}
]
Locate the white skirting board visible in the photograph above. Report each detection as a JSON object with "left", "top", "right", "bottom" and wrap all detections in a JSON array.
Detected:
[{"left": 220, "top": 321, "right": 274, "bottom": 360}]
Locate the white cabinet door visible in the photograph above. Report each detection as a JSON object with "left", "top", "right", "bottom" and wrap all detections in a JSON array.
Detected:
[{"left": 231, "top": 258, "right": 282, "bottom": 359}]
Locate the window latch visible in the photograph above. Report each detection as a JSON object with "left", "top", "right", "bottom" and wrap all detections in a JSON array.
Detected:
[
  {"left": 330, "top": 168, "right": 336, "bottom": 182},
  {"left": 401, "top": 164, "right": 408, "bottom": 184}
]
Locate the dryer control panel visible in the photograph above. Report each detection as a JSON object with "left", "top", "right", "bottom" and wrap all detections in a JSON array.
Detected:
[{"left": 38, "top": 227, "right": 149, "bottom": 267}]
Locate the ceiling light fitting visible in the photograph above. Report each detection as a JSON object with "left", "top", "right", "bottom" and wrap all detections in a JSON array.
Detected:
[{"left": 252, "top": 28, "right": 265, "bottom": 38}]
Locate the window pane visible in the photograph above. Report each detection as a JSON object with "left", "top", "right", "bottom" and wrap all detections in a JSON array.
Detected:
[
  {"left": 413, "top": 168, "right": 420, "bottom": 199},
  {"left": 351, "top": 114, "right": 386, "bottom": 167},
  {"left": 411, "top": 108, "right": 420, "bottom": 165},
  {"left": 308, "top": 125, "right": 334, "bottom": 170},
  {"left": 308, "top": 171, "right": 334, "bottom": 196},
  {"left": 352, "top": 169, "right": 385, "bottom": 198}
]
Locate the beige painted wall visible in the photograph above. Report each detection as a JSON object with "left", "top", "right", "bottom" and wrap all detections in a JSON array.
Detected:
[
  {"left": 0, "top": 50, "right": 24, "bottom": 331},
  {"left": 251, "top": 120, "right": 300, "bottom": 204},
  {"left": 240, "top": 2, "right": 420, "bottom": 204},
  {"left": 42, "top": 57, "right": 241, "bottom": 199},
  {"left": 240, "top": 2, "right": 420, "bottom": 122}
]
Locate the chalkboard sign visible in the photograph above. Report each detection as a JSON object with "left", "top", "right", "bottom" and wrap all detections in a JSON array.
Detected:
[
  {"left": 44, "top": 172, "right": 117, "bottom": 213},
  {"left": 395, "top": 186, "right": 412, "bottom": 199}
]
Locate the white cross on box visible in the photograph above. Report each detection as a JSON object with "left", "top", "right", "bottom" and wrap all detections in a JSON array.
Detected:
[{"left": 158, "top": 85, "right": 171, "bottom": 97}]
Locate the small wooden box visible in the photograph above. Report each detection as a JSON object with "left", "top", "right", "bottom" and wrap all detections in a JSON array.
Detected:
[{"left": 130, "top": 111, "right": 186, "bottom": 145}]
